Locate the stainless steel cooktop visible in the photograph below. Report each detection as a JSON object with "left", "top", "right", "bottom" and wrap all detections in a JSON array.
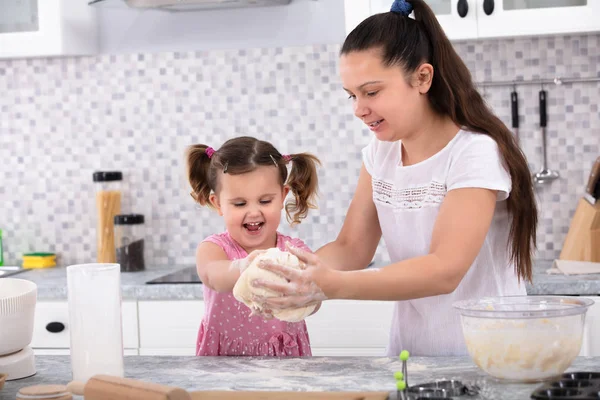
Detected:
[
  {"left": 146, "top": 261, "right": 376, "bottom": 285},
  {"left": 146, "top": 266, "right": 202, "bottom": 284}
]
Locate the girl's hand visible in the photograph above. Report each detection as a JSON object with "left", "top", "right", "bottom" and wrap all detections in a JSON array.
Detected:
[
  {"left": 252, "top": 244, "right": 334, "bottom": 310},
  {"left": 249, "top": 306, "right": 274, "bottom": 320},
  {"left": 229, "top": 249, "right": 265, "bottom": 273}
]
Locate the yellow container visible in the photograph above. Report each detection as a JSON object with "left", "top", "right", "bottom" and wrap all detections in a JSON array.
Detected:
[{"left": 22, "top": 253, "right": 56, "bottom": 269}]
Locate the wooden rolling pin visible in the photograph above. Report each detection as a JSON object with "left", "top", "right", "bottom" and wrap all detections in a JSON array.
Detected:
[
  {"left": 190, "top": 393, "right": 390, "bottom": 400},
  {"left": 79, "top": 375, "right": 392, "bottom": 400},
  {"left": 83, "top": 375, "right": 191, "bottom": 400}
]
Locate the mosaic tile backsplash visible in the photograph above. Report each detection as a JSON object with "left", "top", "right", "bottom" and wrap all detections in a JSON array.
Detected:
[{"left": 1, "top": 33, "right": 599, "bottom": 267}]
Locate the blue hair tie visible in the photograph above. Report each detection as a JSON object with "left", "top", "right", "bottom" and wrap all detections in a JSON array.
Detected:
[{"left": 390, "top": 0, "right": 413, "bottom": 16}]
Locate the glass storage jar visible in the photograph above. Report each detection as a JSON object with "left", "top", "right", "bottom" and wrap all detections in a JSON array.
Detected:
[
  {"left": 93, "top": 171, "right": 124, "bottom": 263},
  {"left": 114, "top": 214, "right": 145, "bottom": 272}
]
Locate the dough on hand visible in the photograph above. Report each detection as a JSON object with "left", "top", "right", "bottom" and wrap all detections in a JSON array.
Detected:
[{"left": 233, "top": 247, "right": 316, "bottom": 322}]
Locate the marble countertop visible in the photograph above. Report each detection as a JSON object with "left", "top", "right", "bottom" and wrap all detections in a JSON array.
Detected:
[
  {"left": 526, "top": 260, "right": 600, "bottom": 295},
  {"left": 3, "top": 259, "right": 599, "bottom": 300},
  {"left": 5, "top": 264, "right": 204, "bottom": 300},
  {"left": 3, "top": 356, "right": 600, "bottom": 399}
]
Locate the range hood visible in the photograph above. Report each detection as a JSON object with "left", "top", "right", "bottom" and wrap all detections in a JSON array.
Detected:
[{"left": 88, "top": 0, "right": 293, "bottom": 11}]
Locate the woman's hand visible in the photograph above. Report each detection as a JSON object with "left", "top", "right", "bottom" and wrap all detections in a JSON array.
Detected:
[{"left": 252, "top": 244, "right": 336, "bottom": 311}]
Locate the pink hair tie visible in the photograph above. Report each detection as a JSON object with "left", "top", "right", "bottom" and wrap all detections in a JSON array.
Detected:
[
  {"left": 282, "top": 154, "right": 292, "bottom": 163},
  {"left": 205, "top": 147, "right": 215, "bottom": 159}
]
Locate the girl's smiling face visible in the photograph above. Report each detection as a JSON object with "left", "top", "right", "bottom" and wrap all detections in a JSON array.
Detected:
[{"left": 210, "top": 165, "right": 288, "bottom": 253}]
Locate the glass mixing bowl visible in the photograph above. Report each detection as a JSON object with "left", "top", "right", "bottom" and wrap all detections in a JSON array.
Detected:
[{"left": 453, "top": 296, "right": 594, "bottom": 382}]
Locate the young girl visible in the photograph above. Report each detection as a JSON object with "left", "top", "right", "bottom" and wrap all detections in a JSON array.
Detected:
[
  {"left": 254, "top": 0, "right": 538, "bottom": 357},
  {"left": 186, "top": 136, "right": 321, "bottom": 356}
]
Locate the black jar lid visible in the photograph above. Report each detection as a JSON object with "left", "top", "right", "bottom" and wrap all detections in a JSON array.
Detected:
[
  {"left": 114, "top": 214, "right": 144, "bottom": 225},
  {"left": 93, "top": 171, "right": 123, "bottom": 182}
]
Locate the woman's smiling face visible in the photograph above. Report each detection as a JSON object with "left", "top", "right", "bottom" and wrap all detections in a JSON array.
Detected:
[{"left": 340, "top": 48, "right": 427, "bottom": 142}]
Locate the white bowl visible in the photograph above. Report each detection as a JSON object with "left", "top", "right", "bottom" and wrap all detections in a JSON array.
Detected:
[
  {"left": 454, "top": 296, "right": 594, "bottom": 382},
  {"left": 0, "top": 278, "right": 37, "bottom": 356}
]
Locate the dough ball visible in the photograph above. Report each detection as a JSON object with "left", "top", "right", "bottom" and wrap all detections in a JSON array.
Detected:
[{"left": 232, "top": 247, "right": 316, "bottom": 322}]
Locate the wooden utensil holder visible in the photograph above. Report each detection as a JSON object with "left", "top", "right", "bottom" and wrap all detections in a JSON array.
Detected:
[{"left": 559, "top": 198, "right": 600, "bottom": 262}]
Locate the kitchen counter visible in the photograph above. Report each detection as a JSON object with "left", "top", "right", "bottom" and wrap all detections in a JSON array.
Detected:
[
  {"left": 527, "top": 260, "right": 600, "bottom": 295},
  {"left": 6, "top": 259, "right": 600, "bottom": 300},
  {"left": 7, "top": 264, "right": 204, "bottom": 300},
  {"left": 3, "top": 355, "right": 600, "bottom": 399}
]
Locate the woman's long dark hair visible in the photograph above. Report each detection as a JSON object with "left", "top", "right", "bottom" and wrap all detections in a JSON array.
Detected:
[{"left": 341, "top": 0, "right": 537, "bottom": 282}]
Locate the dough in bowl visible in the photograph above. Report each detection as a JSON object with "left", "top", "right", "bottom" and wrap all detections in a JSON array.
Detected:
[{"left": 233, "top": 247, "right": 316, "bottom": 322}]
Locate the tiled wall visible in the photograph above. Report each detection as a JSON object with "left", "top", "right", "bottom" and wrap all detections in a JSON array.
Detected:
[{"left": 1, "top": 33, "right": 599, "bottom": 267}]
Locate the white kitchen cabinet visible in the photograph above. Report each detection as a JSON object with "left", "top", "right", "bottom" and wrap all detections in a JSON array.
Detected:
[
  {"left": 579, "top": 296, "right": 600, "bottom": 357},
  {"left": 477, "top": 0, "right": 600, "bottom": 39},
  {"left": 0, "top": 0, "right": 98, "bottom": 59},
  {"left": 31, "top": 301, "right": 139, "bottom": 352},
  {"left": 136, "top": 300, "right": 394, "bottom": 356},
  {"left": 344, "top": 0, "right": 480, "bottom": 40},
  {"left": 31, "top": 296, "right": 599, "bottom": 357},
  {"left": 352, "top": 0, "right": 479, "bottom": 40},
  {"left": 306, "top": 300, "right": 394, "bottom": 357},
  {"left": 138, "top": 300, "right": 204, "bottom": 356},
  {"left": 344, "top": 0, "right": 600, "bottom": 40}
]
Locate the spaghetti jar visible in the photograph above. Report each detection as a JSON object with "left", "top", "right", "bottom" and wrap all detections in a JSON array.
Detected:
[{"left": 93, "top": 171, "right": 123, "bottom": 263}]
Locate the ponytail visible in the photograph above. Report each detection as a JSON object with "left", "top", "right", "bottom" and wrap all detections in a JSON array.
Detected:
[
  {"left": 341, "top": 0, "right": 538, "bottom": 282},
  {"left": 186, "top": 144, "right": 214, "bottom": 207},
  {"left": 285, "top": 153, "right": 321, "bottom": 226}
]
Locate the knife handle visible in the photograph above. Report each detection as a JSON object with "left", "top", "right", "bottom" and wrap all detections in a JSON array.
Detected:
[
  {"left": 586, "top": 156, "right": 600, "bottom": 196},
  {"left": 539, "top": 90, "right": 547, "bottom": 128},
  {"left": 511, "top": 91, "right": 519, "bottom": 129}
]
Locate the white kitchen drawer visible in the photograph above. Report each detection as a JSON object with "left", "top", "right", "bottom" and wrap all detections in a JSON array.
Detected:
[
  {"left": 31, "top": 301, "right": 139, "bottom": 350},
  {"left": 306, "top": 300, "right": 394, "bottom": 349},
  {"left": 138, "top": 301, "right": 204, "bottom": 349}
]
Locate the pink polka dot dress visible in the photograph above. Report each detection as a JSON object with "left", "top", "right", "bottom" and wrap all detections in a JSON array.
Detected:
[{"left": 196, "top": 231, "right": 312, "bottom": 357}]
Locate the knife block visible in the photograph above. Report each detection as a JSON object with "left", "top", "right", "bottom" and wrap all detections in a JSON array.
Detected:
[{"left": 559, "top": 198, "right": 600, "bottom": 262}]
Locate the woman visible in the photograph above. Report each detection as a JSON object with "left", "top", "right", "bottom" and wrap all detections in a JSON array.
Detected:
[{"left": 252, "top": 0, "right": 538, "bottom": 356}]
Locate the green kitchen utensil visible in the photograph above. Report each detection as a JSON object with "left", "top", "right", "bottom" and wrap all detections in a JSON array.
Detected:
[{"left": 400, "top": 350, "right": 410, "bottom": 388}]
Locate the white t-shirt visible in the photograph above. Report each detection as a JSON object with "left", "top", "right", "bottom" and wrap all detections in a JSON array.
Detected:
[{"left": 362, "top": 129, "right": 526, "bottom": 357}]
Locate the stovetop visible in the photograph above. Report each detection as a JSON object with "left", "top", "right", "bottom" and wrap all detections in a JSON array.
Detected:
[
  {"left": 146, "top": 261, "right": 375, "bottom": 285},
  {"left": 146, "top": 266, "right": 202, "bottom": 284}
]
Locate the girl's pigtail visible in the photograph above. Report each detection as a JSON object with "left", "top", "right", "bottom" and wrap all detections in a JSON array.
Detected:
[
  {"left": 284, "top": 153, "right": 321, "bottom": 225},
  {"left": 186, "top": 144, "right": 214, "bottom": 207}
]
